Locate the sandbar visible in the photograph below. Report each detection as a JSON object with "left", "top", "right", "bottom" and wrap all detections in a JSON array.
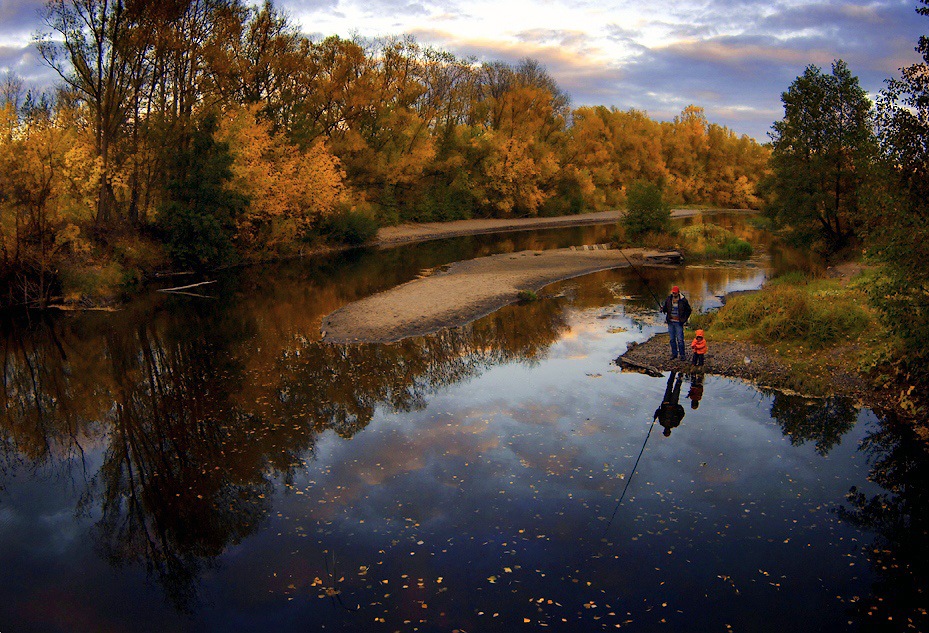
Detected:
[{"left": 321, "top": 247, "right": 678, "bottom": 343}]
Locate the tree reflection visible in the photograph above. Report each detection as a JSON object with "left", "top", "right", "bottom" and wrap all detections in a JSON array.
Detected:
[
  {"left": 837, "top": 413, "right": 929, "bottom": 632},
  {"left": 0, "top": 313, "right": 108, "bottom": 477},
  {"left": 0, "top": 290, "right": 568, "bottom": 610},
  {"left": 92, "top": 309, "right": 278, "bottom": 611},
  {"left": 258, "top": 296, "right": 569, "bottom": 440},
  {"left": 768, "top": 392, "right": 857, "bottom": 456}
]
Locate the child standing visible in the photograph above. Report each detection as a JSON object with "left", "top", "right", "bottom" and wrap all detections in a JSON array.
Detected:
[{"left": 690, "top": 329, "right": 707, "bottom": 367}]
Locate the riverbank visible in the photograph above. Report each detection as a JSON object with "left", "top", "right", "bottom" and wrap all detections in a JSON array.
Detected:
[
  {"left": 374, "top": 208, "right": 709, "bottom": 247},
  {"left": 322, "top": 247, "right": 680, "bottom": 343},
  {"left": 617, "top": 335, "right": 872, "bottom": 403},
  {"left": 618, "top": 264, "right": 885, "bottom": 407}
]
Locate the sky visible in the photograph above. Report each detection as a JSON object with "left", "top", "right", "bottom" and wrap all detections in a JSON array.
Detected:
[{"left": 1, "top": 0, "right": 925, "bottom": 141}]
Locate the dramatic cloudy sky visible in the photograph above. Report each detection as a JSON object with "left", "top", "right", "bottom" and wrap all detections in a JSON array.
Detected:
[{"left": 1, "top": 0, "right": 925, "bottom": 140}]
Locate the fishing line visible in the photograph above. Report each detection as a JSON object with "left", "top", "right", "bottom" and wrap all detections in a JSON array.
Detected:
[{"left": 618, "top": 249, "right": 664, "bottom": 310}]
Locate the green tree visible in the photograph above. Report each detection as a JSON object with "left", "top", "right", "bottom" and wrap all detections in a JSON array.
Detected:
[
  {"left": 621, "top": 180, "right": 669, "bottom": 236},
  {"left": 765, "top": 60, "right": 877, "bottom": 250},
  {"left": 866, "top": 0, "right": 929, "bottom": 419},
  {"left": 157, "top": 115, "right": 247, "bottom": 270}
]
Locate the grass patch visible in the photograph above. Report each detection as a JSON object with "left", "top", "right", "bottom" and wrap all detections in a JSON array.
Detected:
[
  {"left": 60, "top": 263, "right": 127, "bottom": 304},
  {"left": 678, "top": 223, "right": 753, "bottom": 260},
  {"left": 709, "top": 278, "right": 870, "bottom": 348},
  {"left": 517, "top": 289, "right": 539, "bottom": 302},
  {"left": 690, "top": 272, "right": 882, "bottom": 396}
]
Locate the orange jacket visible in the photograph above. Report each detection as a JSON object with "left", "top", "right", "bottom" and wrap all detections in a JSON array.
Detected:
[{"left": 691, "top": 330, "right": 707, "bottom": 354}]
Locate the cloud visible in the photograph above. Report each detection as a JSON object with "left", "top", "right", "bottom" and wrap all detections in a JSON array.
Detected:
[
  {"left": 605, "top": 24, "right": 645, "bottom": 49},
  {"left": 514, "top": 29, "right": 590, "bottom": 49},
  {"left": 0, "top": 43, "right": 55, "bottom": 86},
  {"left": 410, "top": 27, "right": 627, "bottom": 102},
  {"left": 0, "top": 0, "right": 46, "bottom": 42}
]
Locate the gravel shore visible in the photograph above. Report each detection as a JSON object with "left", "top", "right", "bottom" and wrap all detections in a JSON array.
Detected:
[{"left": 616, "top": 333, "right": 871, "bottom": 402}]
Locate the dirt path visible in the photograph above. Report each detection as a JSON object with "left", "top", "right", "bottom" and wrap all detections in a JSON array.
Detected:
[{"left": 322, "top": 247, "right": 679, "bottom": 343}]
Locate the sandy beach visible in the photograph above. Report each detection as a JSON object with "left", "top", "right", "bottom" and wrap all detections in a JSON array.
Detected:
[{"left": 322, "top": 247, "right": 679, "bottom": 343}]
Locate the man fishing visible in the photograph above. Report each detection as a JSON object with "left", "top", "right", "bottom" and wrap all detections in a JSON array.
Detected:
[{"left": 661, "top": 285, "right": 691, "bottom": 360}]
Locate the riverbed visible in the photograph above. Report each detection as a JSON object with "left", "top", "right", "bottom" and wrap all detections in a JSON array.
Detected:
[{"left": 0, "top": 213, "right": 923, "bottom": 632}]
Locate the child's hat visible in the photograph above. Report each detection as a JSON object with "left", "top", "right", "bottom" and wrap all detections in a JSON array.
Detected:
[{"left": 695, "top": 329, "right": 704, "bottom": 337}]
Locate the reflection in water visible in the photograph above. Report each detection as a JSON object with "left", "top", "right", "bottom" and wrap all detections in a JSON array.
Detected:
[
  {"left": 0, "top": 292, "right": 569, "bottom": 607},
  {"left": 768, "top": 392, "right": 857, "bottom": 456},
  {"left": 0, "top": 215, "right": 907, "bottom": 631},
  {"left": 838, "top": 414, "right": 929, "bottom": 632},
  {"left": 687, "top": 375, "right": 704, "bottom": 409},
  {"left": 655, "top": 371, "right": 686, "bottom": 437},
  {"left": 91, "top": 311, "right": 275, "bottom": 611}
]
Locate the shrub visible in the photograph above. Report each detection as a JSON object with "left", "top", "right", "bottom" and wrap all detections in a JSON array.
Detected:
[
  {"left": 678, "top": 223, "right": 753, "bottom": 260},
  {"left": 319, "top": 204, "right": 379, "bottom": 245},
  {"left": 621, "top": 180, "right": 670, "bottom": 236}
]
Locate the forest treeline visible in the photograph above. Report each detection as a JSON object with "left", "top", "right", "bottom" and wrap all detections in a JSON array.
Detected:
[{"left": 0, "top": 0, "right": 769, "bottom": 306}]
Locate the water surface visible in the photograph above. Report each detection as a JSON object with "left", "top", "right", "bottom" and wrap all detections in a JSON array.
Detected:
[{"left": 1, "top": 214, "right": 922, "bottom": 632}]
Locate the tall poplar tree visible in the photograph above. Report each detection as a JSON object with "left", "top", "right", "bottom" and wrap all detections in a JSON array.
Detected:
[{"left": 765, "top": 60, "right": 877, "bottom": 250}]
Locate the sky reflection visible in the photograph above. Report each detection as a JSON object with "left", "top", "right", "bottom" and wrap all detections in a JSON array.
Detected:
[{"left": 0, "top": 220, "right": 889, "bottom": 631}]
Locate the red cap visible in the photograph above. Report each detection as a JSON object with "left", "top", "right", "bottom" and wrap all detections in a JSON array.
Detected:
[{"left": 672, "top": 286, "right": 679, "bottom": 293}]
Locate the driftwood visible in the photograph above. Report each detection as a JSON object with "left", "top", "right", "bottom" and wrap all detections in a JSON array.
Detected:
[
  {"left": 157, "top": 280, "right": 218, "bottom": 294},
  {"left": 615, "top": 356, "right": 664, "bottom": 377}
]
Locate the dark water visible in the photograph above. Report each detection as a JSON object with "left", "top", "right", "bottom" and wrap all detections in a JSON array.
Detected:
[{"left": 1, "top": 215, "right": 925, "bottom": 632}]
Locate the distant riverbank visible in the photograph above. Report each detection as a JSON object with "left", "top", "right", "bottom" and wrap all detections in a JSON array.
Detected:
[{"left": 374, "top": 208, "right": 712, "bottom": 248}]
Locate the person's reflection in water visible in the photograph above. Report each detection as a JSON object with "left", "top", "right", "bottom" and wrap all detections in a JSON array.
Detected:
[
  {"left": 654, "top": 371, "right": 685, "bottom": 437},
  {"left": 687, "top": 374, "right": 704, "bottom": 410}
]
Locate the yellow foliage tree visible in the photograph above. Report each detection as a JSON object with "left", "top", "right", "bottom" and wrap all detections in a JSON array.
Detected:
[
  {"left": 219, "top": 105, "right": 345, "bottom": 254},
  {"left": 0, "top": 103, "right": 90, "bottom": 305},
  {"left": 470, "top": 131, "right": 557, "bottom": 217}
]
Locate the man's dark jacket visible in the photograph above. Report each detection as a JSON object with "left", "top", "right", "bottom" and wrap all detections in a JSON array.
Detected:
[{"left": 661, "top": 293, "right": 692, "bottom": 325}]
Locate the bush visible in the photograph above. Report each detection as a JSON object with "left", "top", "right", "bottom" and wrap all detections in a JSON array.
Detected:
[
  {"left": 678, "top": 223, "right": 753, "bottom": 260},
  {"left": 621, "top": 180, "right": 670, "bottom": 236},
  {"left": 319, "top": 204, "right": 379, "bottom": 245}
]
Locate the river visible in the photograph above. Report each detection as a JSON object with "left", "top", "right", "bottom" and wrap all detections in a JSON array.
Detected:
[{"left": 0, "top": 212, "right": 925, "bottom": 632}]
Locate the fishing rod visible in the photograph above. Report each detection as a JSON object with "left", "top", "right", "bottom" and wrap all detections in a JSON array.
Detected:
[
  {"left": 601, "top": 412, "right": 658, "bottom": 537},
  {"left": 618, "top": 249, "right": 664, "bottom": 311}
]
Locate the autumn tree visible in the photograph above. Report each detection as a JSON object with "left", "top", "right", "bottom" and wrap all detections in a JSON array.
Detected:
[
  {"left": 0, "top": 101, "right": 94, "bottom": 306},
  {"left": 38, "top": 0, "right": 159, "bottom": 228},
  {"left": 218, "top": 104, "right": 343, "bottom": 255},
  {"left": 765, "top": 60, "right": 877, "bottom": 249},
  {"left": 662, "top": 105, "right": 710, "bottom": 203}
]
